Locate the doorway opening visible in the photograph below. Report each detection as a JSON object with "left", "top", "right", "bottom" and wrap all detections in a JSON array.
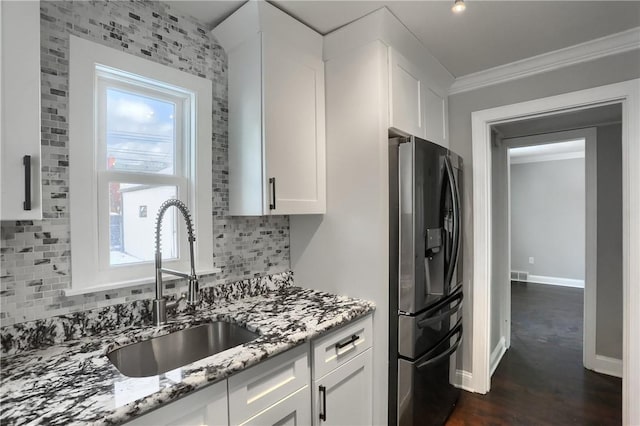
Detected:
[
  {"left": 484, "top": 104, "right": 622, "bottom": 423},
  {"left": 468, "top": 79, "right": 639, "bottom": 424}
]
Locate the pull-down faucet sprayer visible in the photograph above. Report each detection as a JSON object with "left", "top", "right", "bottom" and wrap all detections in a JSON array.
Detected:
[{"left": 153, "top": 199, "right": 200, "bottom": 326}]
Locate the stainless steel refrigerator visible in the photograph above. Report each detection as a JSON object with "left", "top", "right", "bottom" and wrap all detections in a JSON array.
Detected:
[{"left": 389, "top": 135, "right": 464, "bottom": 426}]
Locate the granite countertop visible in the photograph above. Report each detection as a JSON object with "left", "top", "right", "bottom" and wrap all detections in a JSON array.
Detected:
[{"left": 0, "top": 286, "right": 375, "bottom": 425}]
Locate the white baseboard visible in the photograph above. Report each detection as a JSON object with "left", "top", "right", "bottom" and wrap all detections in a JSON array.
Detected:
[
  {"left": 490, "top": 336, "right": 507, "bottom": 377},
  {"left": 527, "top": 274, "right": 585, "bottom": 288},
  {"left": 591, "top": 355, "right": 623, "bottom": 378},
  {"left": 454, "top": 369, "right": 475, "bottom": 392}
]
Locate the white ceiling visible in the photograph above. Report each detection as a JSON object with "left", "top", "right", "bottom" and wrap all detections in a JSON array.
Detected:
[
  {"left": 509, "top": 139, "right": 585, "bottom": 160},
  {"left": 166, "top": 0, "right": 640, "bottom": 78}
]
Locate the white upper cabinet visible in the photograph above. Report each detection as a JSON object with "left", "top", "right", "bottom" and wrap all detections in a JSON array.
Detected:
[
  {"left": 323, "top": 8, "right": 454, "bottom": 149},
  {"left": 389, "top": 47, "right": 448, "bottom": 146},
  {"left": 213, "top": 1, "right": 326, "bottom": 216},
  {"left": 1, "top": 0, "right": 42, "bottom": 220},
  {"left": 424, "top": 85, "right": 448, "bottom": 147},
  {"left": 389, "top": 49, "right": 426, "bottom": 139}
]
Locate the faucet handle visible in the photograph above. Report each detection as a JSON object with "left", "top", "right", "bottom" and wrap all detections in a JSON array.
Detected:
[
  {"left": 165, "top": 294, "right": 185, "bottom": 312},
  {"left": 187, "top": 276, "right": 200, "bottom": 305}
]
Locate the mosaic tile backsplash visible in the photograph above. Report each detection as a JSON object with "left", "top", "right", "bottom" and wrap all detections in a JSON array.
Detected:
[
  {"left": 1, "top": 270, "right": 294, "bottom": 355},
  {"left": 0, "top": 0, "right": 290, "bottom": 326}
]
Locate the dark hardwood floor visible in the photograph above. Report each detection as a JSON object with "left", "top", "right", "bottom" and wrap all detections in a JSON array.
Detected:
[{"left": 447, "top": 281, "right": 622, "bottom": 425}]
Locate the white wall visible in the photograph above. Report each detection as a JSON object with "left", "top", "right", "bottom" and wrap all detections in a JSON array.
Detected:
[
  {"left": 510, "top": 158, "right": 586, "bottom": 282},
  {"left": 448, "top": 49, "right": 640, "bottom": 374},
  {"left": 290, "top": 41, "right": 390, "bottom": 425}
]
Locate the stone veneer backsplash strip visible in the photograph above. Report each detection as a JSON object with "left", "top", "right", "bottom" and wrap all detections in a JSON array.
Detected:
[
  {"left": 0, "top": 0, "right": 290, "bottom": 326},
  {"left": 0, "top": 271, "right": 293, "bottom": 355}
]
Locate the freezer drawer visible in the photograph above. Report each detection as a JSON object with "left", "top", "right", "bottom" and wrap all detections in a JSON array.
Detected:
[
  {"left": 398, "top": 290, "right": 463, "bottom": 359},
  {"left": 397, "top": 321, "right": 462, "bottom": 426}
]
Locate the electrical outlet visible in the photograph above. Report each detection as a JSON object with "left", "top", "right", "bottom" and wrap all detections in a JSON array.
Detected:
[{"left": 529, "top": 257, "right": 535, "bottom": 264}]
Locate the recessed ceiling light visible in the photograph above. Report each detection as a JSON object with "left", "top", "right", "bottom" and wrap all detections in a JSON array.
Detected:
[{"left": 452, "top": 0, "right": 466, "bottom": 14}]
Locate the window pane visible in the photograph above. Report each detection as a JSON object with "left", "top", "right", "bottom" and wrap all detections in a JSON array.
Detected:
[
  {"left": 106, "top": 88, "right": 177, "bottom": 175},
  {"left": 109, "top": 183, "right": 179, "bottom": 266}
]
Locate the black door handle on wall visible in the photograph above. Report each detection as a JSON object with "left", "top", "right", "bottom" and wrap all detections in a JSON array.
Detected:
[
  {"left": 269, "top": 177, "right": 276, "bottom": 210},
  {"left": 23, "top": 155, "right": 32, "bottom": 211},
  {"left": 319, "top": 385, "right": 327, "bottom": 421}
]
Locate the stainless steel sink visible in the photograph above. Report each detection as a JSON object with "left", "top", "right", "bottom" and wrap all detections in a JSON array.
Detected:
[{"left": 107, "top": 322, "right": 259, "bottom": 377}]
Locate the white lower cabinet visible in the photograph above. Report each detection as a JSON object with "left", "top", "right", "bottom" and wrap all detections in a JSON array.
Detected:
[
  {"left": 313, "top": 349, "right": 373, "bottom": 426},
  {"left": 126, "top": 379, "right": 228, "bottom": 426},
  {"left": 126, "top": 318, "right": 374, "bottom": 426},
  {"left": 228, "top": 344, "right": 310, "bottom": 425},
  {"left": 239, "top": 386, "right": 311, "bottom": 425}
]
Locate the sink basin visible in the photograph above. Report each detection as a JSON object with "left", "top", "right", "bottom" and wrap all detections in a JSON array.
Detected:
[{"left": 107, "top": 322, "right": 259, "bottom": 377}]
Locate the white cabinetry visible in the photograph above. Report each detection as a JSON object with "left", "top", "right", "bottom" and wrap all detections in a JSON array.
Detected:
[
  {"left": 291, "top": 8, "right": 455, "bottom": 425},
  {"left": 125, "top": 379, "right": 228, "bottom": 426},
  {"left": 240, "top": 386, "right": 311, "bottom": 426},
  {"left": 212, "top": 1, "right": 326, "bottom": 216},
  {"left": 0, "top": 0, "right": 42, "bottom": 220},
  {"left": 228, "top": 344, "right": 310, "bottom": 425},
  {"left": 311, "top": 316, "right": 373, "bottom": 425},
  {"left": 389, "top": 49, "right": 426, "bottom": 139},
  {"left": 424, "top": 85, "right": 448, "bottom": 147},
  {"left": 126, "top": 320, "right": 373, "bottom": 426},
  {"left": 389, "top": 48, "right": 448, "bottom": 146},
  {"left": 313, "top": 349, "right": 373, "bottom": 426}
]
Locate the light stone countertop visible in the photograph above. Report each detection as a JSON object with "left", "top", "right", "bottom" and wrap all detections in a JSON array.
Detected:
[{"left": 0, "top": 286, "right": 375, "bottom": 425}]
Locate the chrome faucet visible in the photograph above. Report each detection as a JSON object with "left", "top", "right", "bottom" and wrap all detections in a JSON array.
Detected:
[{"left": 153, "top": 199, "right": 200, "bottom": 326}]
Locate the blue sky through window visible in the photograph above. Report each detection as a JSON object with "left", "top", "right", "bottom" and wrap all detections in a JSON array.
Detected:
[{"left": 106, "top": 88, "right": 176, "bottom": 174}]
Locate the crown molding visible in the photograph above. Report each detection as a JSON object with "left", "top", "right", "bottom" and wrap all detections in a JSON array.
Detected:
[{"left": 449, "top": 26, "right": 640, "bottom": 95}]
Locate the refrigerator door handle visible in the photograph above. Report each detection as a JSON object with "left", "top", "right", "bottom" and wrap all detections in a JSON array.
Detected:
[
  {"left": 417, "top": 292, "right": 463, "bottom": 329},
  {"left": 416, "top": 324, "right": 463, "bottom": 371},
  {"left": 444, "top": 156, "right": 461, "bottom": 288}
]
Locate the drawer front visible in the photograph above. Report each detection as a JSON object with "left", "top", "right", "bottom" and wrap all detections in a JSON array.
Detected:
[
  {"left": 312, "top": 315, "right": 373, "bottom": 379},
  {"left": 239, "top": 385, "right": 311, "bottom": 426},
  {"left": 125, "top": 379, "right": 228, "bottom": 426},
  {"left": 228, "top": 343, "right": 310, "bottom": 425}
]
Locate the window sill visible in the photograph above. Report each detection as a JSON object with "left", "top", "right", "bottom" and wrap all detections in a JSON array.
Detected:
[{"left": 63, "top": 267, "right": 222, "bottom": 296}]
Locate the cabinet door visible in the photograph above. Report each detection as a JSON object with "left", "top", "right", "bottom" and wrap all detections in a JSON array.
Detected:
[
  {"left": 263, "top": 33, "right": 326, "bottom": 215},
  {"left": 424, "top": 86, "right": 448, "bottom": 148},
  {"left": 313, "top": 348, "right": 373, "bottom": 426},
  {"left": 240, "top": 386, "right": 311, "bottom": 426},
  {"left": 0, "top": 0, "right": 42, "bottom": 220},
  {"left": 388, "top": 48, "right": 426, "bottom": 139},
  {"left": 125, "top": 380, "right": 229, "bottom": 426}
]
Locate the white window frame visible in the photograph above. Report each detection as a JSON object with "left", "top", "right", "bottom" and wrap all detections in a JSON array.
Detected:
[{"left": 68, "top": 35, "right": 214, "bottom": 294}]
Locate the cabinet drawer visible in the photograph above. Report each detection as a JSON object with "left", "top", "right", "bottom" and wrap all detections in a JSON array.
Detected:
[
  {"left": 312, "top": 315, "right": 372, "bottom": 379},
  {"left": 239, "top": 385, "right": 311, "bottom": 426},
  {"left": 125, "top": 379, "right": 228, "bottom": 426},
  {"left": 228, "top": 343, "right": 310, "bottom": 425}
]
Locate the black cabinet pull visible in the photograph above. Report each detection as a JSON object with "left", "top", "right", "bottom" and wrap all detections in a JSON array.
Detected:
[
  {"left": 319, "top": 385, "right": 327, "bottom": 421},
  {"left": 269, "top": 177, "right": 276, "bottom": 210},
  {"left": 23, "top": 155, "right": 32, "bottom": 211},
  {"left": 335, "top": 334, "right": 360, "bottom": 350}
]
